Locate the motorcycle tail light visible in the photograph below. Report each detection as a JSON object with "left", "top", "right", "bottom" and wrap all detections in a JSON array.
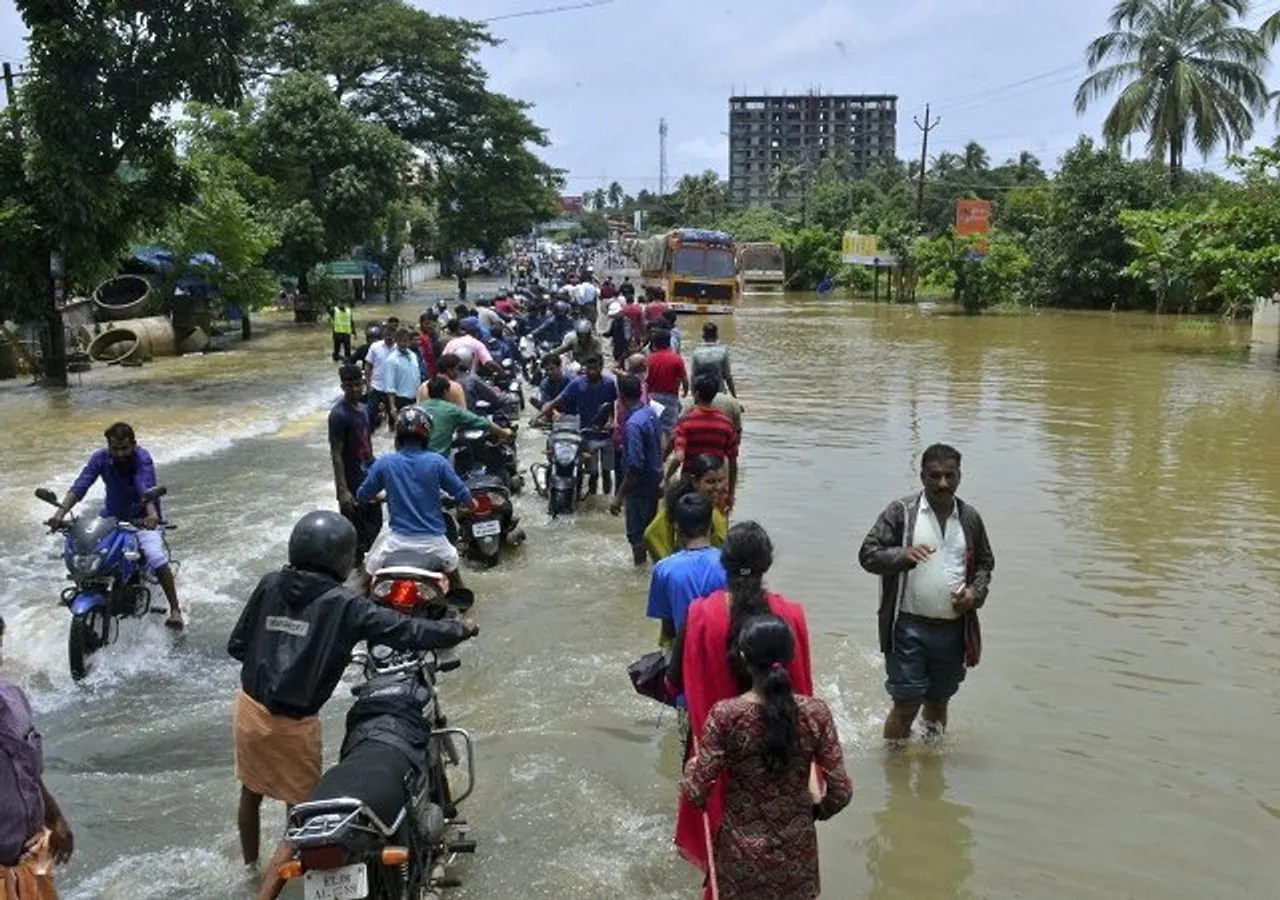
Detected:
[
  {"left": 387, "top": 579, "right": 421, "bottom": 612},
  {"left": 300, "top": 845, "right": 351, "bottom": 872},
  {"left": 473, "top": 492, "right": 497, "bottom": 516}
]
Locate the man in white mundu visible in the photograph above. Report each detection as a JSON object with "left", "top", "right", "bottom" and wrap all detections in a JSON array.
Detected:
[{"left": 858, "top": 444, "right": 997, "bottom": 744}]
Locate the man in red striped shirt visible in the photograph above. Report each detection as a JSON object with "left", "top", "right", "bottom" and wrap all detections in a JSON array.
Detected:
[{"left": 666, "top": 373, "right": 739, "bottom": 505}]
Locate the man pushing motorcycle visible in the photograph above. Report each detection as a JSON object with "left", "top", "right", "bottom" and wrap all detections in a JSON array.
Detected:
[
  {"left": 228, "top": 510, "right": 479, "bottom": 900},
  {"left": 46, "top": 422, "right": 183, "bottom": 629}
]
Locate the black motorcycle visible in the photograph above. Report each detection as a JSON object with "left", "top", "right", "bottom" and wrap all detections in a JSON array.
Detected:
[
  {"left": 530, "top": 414, "right": 584, "bottom": 517},
  {"left": 278, "top": 553, "right": 476, "bottom": 900},
  {"left": 450, "top": 428, "right": 525, "bottom": 566}
]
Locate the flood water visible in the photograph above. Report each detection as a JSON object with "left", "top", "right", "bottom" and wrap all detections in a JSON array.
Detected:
[{"left": 2, "top": 293, "right": 1279, "bottom": 899}]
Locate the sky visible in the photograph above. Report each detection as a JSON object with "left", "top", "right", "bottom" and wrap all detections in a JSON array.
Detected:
[{"left": 4, "top": 0, "right": 1280, "bottom": 196}]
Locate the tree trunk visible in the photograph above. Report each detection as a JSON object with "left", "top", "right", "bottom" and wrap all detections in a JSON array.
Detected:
[{"left": 44, "top": 289, "right": 67, "bottom": 388}]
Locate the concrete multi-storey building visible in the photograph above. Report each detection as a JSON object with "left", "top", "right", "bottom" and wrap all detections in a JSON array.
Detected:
[{"left": 727, "top": 92, "right": 898, "bottom": 207}]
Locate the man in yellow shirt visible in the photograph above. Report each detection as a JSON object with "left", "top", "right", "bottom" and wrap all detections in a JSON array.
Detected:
[{"left": 330, "top": 301, "right": 355, "bottom": 361}]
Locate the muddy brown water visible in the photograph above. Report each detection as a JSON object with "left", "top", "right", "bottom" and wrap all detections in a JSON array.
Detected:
[{"left": 1, "top": 296, "right": 1278, "bottom": 899}]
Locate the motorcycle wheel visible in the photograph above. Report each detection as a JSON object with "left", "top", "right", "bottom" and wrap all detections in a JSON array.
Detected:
[
  {"left": 68, "top": 611, "right": 101, "bottom": 681},
  {"left": 549, "top": 489, "right": 573, "bottom": 517}
]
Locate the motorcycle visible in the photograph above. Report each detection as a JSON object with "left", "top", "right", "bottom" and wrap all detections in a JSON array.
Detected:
[
  {"left": 450, "top": 426, "right": 526, "bottom": 567},
  {"left": 491, "top": 358, "right": 524, "bottom": 411},
  {"left": 278, "top": 553, "right": 477, "bottom": 900},
  {"left": 35, "top": 485, "right": 176, "bottom": 681},
  {"left": 529, "top": 414, "right": 586, "bottom": 517}
]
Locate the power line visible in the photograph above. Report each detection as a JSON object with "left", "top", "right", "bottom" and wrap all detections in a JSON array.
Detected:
[{"left": 480, "top": 0, "right": 615, "bottom": 23}]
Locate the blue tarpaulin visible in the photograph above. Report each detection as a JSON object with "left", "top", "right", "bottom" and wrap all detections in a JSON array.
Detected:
[{"left": 364, "top": 260, "right": 386, "bottom": 278}]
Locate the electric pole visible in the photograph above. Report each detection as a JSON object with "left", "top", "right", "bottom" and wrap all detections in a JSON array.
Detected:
[
  {"left": 913, "top": 103, "right": 940, "bottom": 226},
  {"left": 658, "top": 117, "right": 669, "bottom": 196}
]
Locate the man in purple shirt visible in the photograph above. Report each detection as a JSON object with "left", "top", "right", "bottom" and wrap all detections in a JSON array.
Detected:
[{"left": 47, "top": 422, "right": 184, "bottom": 629}]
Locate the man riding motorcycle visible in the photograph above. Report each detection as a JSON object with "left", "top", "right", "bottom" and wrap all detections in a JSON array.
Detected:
[
  {"left": 528, "top": 300, "right": 575, "bottom": 347},
  {"left": 552, "top": 319, "right": 606, "bottom": 367},
  {"left": 356, "top": 408, "right": 477, "bottom": 594},
  {"left": 452, "top": 347, "right": 510, "bottom": 414},
  {"left": 228, "top": 510, "right": 478, "bottom": 900}
]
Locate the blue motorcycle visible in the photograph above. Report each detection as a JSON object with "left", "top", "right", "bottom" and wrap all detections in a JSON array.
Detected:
[{"left": 35, "top": 485, "right": 176, "bottom": 680}]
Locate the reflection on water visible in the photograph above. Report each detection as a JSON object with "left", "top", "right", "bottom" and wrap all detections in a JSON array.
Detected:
[
  {"left": 2, "top": 299, "right": 1280, "bottom": 898},
  {"left": 866, "top": 753, "right": 973, "bottom": 900}
]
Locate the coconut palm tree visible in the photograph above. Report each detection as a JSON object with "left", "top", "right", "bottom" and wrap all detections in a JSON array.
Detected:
[
  {"left": 961, "top": 141, "right": 990, "bottom": 173},
  {"left": 1075, "top": 0, "right": 1269, "bottom": 184},
  {"left": 606, "top": 181, "right": 624, "bottom": 210}
]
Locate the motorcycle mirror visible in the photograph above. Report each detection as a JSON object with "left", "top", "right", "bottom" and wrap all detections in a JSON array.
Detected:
[
  {"left": 34, "top": 488, "right": 59, "bottom": 505},
  {"left": 143, "top": 485, "right": 168, "bottom": 502}
]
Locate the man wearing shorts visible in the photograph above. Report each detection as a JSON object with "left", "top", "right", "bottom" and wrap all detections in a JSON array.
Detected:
[
  {"left": 328, "top": 364, "right": 381, "bottom": 566},
  {"left": 356, "top": 407, "right": 476, "bottom": 592},
  {"left": 48, "top": 421, "right": 183, "bottom": 629},
  {"left": 228, "top": 510, "right": 478, "bottom": 899},
  {"left": 858, "top": 443, "right": 995, "bottom": 743}
]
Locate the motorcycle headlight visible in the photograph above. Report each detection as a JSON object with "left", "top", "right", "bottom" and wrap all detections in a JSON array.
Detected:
[
  {"left": 552, "top": 442, "right": 578, "bottom": 466},
  {"left": 72, "top": 553, "right": 103, "bottom": 576}
]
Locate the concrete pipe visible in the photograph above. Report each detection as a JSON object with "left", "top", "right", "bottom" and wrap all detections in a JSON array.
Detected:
[
  {"left": 93, "top": 275, "right": 153, "bottom": 322},
  {"left": 177, "top": 327, "right": 211, "bottom": 355},
  {"left": 87, "top": 316, "right": 176, "bottom": 364}
]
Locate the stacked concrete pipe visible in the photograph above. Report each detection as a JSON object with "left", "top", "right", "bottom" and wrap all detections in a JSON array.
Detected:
[{"left": 87, "top": 316, "right": 176, "bottom": 364}]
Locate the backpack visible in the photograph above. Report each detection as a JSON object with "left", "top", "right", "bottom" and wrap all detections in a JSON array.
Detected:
[{"left": 0, "top": 681, "right": 45, "bottom": 867}]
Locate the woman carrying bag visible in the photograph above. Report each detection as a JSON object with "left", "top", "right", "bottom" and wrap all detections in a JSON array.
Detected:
[{"left": 681, "top": 614, "right": 852, "bottom": 899}]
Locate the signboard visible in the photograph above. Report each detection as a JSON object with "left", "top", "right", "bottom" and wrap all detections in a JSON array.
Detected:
[
  {"left": 634, "top": 210, "right": 644, "bottom": 233},
  {"left": 558, "top": 195, "right": 584, "bottom": 214},
  {"left": 955, "top": 199, "right": 992, "bottom": 257},
  {"left": 325, "top": 260, "right": 365, "bottom": 279},
  {"left": 842, "top": 232, "right": 898, "bottom": 267}
]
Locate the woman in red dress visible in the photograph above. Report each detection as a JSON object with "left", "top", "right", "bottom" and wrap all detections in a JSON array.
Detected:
[
  {"left": 669, "top": 522, "right": 816, "bottom": 894},
  {"left": 681, "top": 614, "right": 853, "bottom": 899}
]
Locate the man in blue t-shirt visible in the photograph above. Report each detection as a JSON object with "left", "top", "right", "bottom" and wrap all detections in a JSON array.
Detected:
[
  {"left": 646, "top": 492, "right": 726, "bottom": 648},
  {"left": 611, "top": 375, "right": 664, "bottom": 566},
  {"left": 355, "top": 407, "right": 476, "bottom": 592},
  {"left": 531, "top": 354, "right": 618, "bottom": 494},
  {"left": 329, "top": 364, "right": 381, "bottom": 565}
]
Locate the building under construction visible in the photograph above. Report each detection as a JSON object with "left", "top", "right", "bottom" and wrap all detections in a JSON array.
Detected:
[{"left": 727, "top": 92, "right": 898, "bottom": 207}]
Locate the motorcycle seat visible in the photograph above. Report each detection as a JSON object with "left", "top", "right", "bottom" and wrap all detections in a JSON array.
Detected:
[
  {"left": 467, "top": 474, "right": 509, "bottom": 495},
  {"left": 380, "top": 549, "right": 450, "bottom": 574},
  {"left": 309, "top": 741, "right": 414, "bottom": 834}
]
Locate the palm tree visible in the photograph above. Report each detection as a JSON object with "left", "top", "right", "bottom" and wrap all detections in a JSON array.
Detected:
[
  {"left": 606, "top": 181, "right": 624, "bottom": 210},
  {"left": 961, "top": 141, "right": 990, "bottom": 173},
  {"left": 1075, "top": 0, "right": 1269, "bottom": 184}
]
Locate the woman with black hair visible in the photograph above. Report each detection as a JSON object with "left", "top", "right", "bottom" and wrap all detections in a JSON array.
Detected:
[
  {"left": 681, "top": 614, "right": 852, "bottom": 899},
  {"left": 643, "top": 454, "right": 731, "bottom": 561},
  {"left": 669, "top": 521, "right": 815, "bottom": 892}
]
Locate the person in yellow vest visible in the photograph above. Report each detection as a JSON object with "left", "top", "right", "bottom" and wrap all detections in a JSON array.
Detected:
[{"left": 330, "top": 301, "right": 355, "bottom": 362}]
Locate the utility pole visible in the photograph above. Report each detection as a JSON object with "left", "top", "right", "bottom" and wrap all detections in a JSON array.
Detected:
[
  {"left": 2, "top": 63, "right": 18, "bottom": 142},
  {"left": 658, "top": 117, "right": 669, "bottom": 196},
  {"left": 913, "top": 103, "right": 940, "bottom": 226}
]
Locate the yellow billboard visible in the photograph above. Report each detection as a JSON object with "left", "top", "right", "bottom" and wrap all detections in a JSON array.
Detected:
[{"left": 842, "top": 232, "right": 895, "bottom": 266}]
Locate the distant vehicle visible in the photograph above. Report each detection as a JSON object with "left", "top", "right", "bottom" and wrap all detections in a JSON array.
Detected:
[
  {"left": 639, "top": 229, "right": 738, "bottom": 315},
  {"left": 737, "top": 242, "right": 786, "bottom": 295}
]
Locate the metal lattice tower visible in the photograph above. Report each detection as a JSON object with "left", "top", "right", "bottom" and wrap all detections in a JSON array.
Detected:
[{"left": 659, "top": 117, "right": 669, "bottom": 195}]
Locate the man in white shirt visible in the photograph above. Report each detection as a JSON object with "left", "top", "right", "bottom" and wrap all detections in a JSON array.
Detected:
[
  {"left": 362, "top": 319, "right": 399, "bottom": 433},
  {"left": 857, "top": 444, "right": 995, "bottom": 744}
]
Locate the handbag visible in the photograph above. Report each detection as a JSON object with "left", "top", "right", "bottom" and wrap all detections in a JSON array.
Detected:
[{"left": 628, "top": 650, "right": 677, "bottom": 707}]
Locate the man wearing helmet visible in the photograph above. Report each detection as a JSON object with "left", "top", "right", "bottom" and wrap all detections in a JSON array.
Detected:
[
  {"left": 356, "top": 407, "right": 477, "bottom": 593},
  {"left": 552, "top": 319, "right": 605, "bottom": 366},
  {"left": 528, "top": 300, "right": 575, "bottom": 346},
  {"left": 228, "top": 510, "right": 478, "bottom": 894}
]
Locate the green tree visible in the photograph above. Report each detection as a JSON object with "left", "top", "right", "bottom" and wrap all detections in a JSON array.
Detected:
[
  {"left": 779, "top": 227, "right": 840, "bottom": 290},
  {"left": 607, "top": 181, "right": 625, "bottom": 210},
  {"left": 672, "top": 171, "right": 729, "bottom": 226},
  {"left": 13, "top": 0, "right": 264, "bottom": 383},
  {"left": 1075, "top": 0, "right": 1269, "bottom": 184},
  {"left": 1026, "top": 137, "right": 1171, "bottom": 309}
]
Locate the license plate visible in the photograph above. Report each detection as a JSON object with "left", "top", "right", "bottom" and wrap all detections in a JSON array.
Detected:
[
  {"left": 471, "top": 519, "right": 502, "bottom": 538},
  {"left": 303, "top": 864, "right": 369, "bottom": 900}
]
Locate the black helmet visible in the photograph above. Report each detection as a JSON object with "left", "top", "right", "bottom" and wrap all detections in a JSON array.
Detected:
[
  {"left": 366, "top": 324, "right": 383, "bottom": 341},
  {"left": 575, "top": 319, "right": 593, "bottom": 337},
  {"left": 288, "top": 510, "right": 356, "bottom": 581},
  {"left": 395, "top": 406, "right": 433, "bottom": 443},
  {"left": 552, "top": 300, "right": 570, "bottom": 317}
]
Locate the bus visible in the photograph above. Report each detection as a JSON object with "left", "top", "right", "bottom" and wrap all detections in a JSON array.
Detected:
[
  {"left": 737, "top": 241, "right": 786, "bottom": 294},
  {"left": 639, "top": 228, "right": 738, "bottom": 314}
]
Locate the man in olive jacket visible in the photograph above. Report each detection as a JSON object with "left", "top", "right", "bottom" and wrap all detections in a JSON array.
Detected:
[{"left": 859, "top": 444, "right": 994, "bottom": 742}]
